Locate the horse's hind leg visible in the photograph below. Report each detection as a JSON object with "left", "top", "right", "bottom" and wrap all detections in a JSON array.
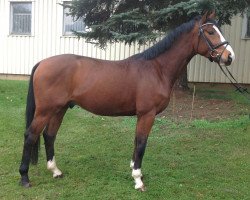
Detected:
[
  {"left": 131, "top": 111, "right": 155, "bottom": 191},
  {"left": 19, "top": 113, "right": 51, "bottom": 187},
  {"left": 43, "top": 108, "right": 67, "bottom": 178}
]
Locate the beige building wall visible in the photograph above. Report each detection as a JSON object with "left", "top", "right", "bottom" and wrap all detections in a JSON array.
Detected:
[{"left": 0, "top": 0, "right": 249, "bottom": 83}]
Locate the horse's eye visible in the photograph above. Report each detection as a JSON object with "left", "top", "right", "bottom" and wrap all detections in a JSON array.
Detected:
[{"left": 208, "top": 30, "right": 215, "bottom": 35}]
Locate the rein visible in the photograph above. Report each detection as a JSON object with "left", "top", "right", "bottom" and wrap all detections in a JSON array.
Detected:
[{"left": 217, "top": 63, "right": 250, "bottom": 101}]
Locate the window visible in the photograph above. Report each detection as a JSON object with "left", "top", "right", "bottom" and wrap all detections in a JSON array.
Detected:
[
  {"left": 246, "top": 8, "right": 250, "bottom": 37},
  {"left": 63, "top": 2, "right": 85, "bottom": 35},
  {"left": 10, "top": 2, "right": 32, "bottom": 35}
]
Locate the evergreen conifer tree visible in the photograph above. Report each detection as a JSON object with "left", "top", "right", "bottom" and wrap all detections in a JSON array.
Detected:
[{"left": 67, "top": 0, "right": 249, "bottom": 89}]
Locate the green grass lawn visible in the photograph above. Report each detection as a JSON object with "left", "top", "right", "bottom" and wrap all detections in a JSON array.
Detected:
[{"left": 0, "top": 80, "right": 250, "bottom": 199}]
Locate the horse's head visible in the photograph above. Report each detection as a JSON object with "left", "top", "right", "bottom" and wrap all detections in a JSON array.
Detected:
[{"left": 195, "top": 11, "right": 235, "bottom": 66}]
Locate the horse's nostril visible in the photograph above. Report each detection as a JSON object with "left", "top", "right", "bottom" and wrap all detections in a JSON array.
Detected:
[{"left": 228, "top": 54, "right": 232, "bottom": 63}]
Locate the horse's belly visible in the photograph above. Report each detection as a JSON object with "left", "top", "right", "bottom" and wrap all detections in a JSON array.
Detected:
[
  {"left": 75, "top": 94, "right": 136, "bottom": 116},
  {"left": 80, "top": 103, "right": 136, "bottom": 116}
]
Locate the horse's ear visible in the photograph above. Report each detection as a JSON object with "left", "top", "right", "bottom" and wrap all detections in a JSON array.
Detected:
[
  {"left": 201, "top": 10, "right": 216, "bottom": 24},
  {"left": 201, "top": 11, "right": 209, "bottom": 24},
  {"left": 207, "top": 10, "right": 216, "bottom": 19}
]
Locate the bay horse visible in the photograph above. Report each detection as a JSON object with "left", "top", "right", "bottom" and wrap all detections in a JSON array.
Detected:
[{"left": 19, "top": 11, "right": 235, "bottom": 191}]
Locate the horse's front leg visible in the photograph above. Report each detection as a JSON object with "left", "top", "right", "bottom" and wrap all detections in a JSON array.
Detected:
[{"left": 131, "top": 110, "right": 155, "bottom": 191}]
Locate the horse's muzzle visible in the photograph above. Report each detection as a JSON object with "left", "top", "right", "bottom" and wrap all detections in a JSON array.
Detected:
[{"left": 222, "top": 53, "right": 233, "bottom": 66}]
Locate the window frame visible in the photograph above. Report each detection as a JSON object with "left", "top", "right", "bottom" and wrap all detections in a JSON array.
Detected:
[
  {"left": 62, "top": 1, "right": 86, "bottom": 36},
  {"left": 9, "top": 1, "right": 33, "bottom": 36},
  {"left": 242, "top": 7, "right": 250, "bottom": 39}
]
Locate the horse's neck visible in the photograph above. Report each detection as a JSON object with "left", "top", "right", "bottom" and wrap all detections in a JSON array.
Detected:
[{"left": 155, "top": 32, "right": 196, "bottom": 86}]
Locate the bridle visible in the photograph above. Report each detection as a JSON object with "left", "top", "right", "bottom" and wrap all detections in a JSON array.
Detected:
[
  {"left": 197, "top": 21, "right": 229, "bottom": 63},
  {"left": 197, "top": 20, "right": 250, "bottom": 102}
]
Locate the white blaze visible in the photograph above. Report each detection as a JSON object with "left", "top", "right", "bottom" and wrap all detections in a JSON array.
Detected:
[{"left": 213, "top": 25, "right": 235, "bottom": 62}]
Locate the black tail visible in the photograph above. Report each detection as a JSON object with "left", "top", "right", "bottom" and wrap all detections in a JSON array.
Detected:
[{"left": 25, "top": 62, "right": 40, "bottom": 165}]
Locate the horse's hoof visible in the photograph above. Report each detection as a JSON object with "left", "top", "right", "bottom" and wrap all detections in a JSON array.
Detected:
[
  {"left": 137, "top": 185, "right": 146, "bottom": 192},
  {"left": 54, "top": 173, "right": 63, "bottom": 178},
  {"left": 20, "top": 181, "right": 31, "bottom": 188},
  {"left": 20, "top": 176, "right": 31, "bottom": 188}
]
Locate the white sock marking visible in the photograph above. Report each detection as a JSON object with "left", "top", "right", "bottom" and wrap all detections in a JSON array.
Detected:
[
  {"left": 132, "top": 168, "right": 144, "bottom": 189},
  {"left": 130, "top": 160, "right": 135, "bottom": 169},
  {"left": 47, "top": 156, "right": 62, "bottom": 178}
]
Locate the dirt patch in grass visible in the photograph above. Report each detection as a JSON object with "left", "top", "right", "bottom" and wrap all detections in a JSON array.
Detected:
[{"left": 159, "top": 85, "right": 250, "bottom": 121}]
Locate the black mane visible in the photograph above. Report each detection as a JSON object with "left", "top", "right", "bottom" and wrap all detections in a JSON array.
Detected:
[{"left": 133, "top": 16, "right": 201, "bottom": 60}]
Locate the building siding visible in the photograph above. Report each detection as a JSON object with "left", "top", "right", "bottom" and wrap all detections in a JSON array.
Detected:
[{"left": 0, "top": 0, "right": 250, "bottom": 83}]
